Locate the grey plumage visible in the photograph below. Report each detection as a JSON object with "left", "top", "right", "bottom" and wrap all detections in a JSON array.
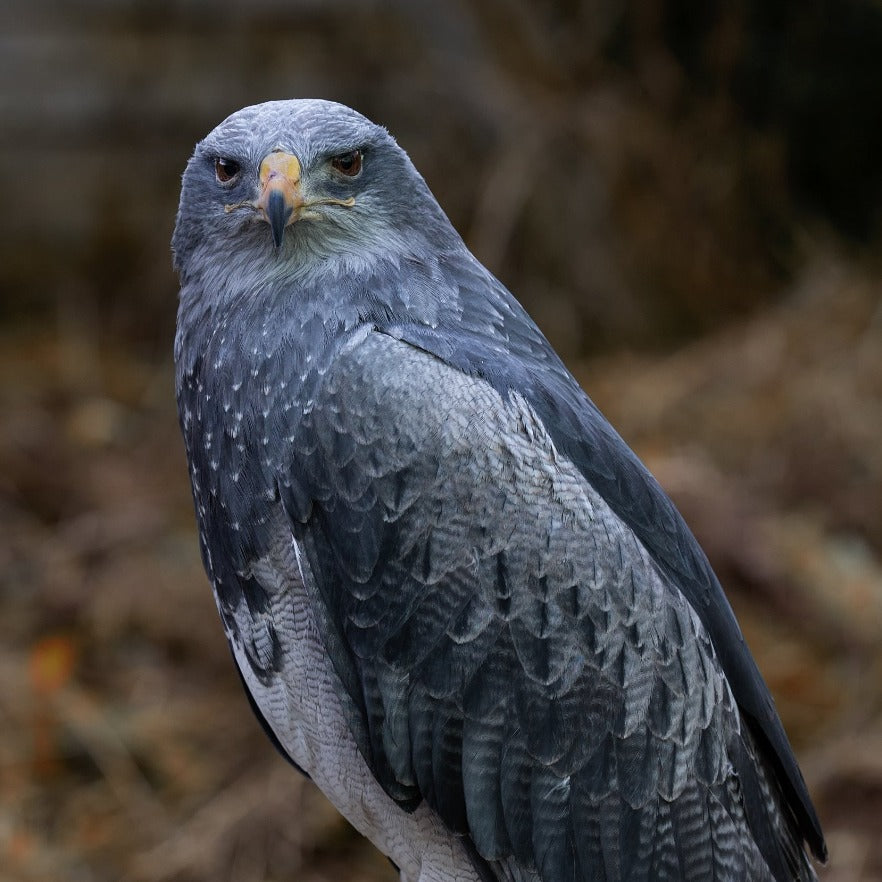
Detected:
[{"left": 173, "top": 99, "right": 826, "bottom": 881}]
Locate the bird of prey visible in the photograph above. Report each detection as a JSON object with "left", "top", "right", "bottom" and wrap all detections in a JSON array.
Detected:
[{"left": 173, "top": 99, "right": 826, "bottom": 881}]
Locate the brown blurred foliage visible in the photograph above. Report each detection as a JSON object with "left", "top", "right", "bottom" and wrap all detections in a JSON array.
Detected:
[{"left": 1, "top": 1, "right": 881, "bottom": 880}]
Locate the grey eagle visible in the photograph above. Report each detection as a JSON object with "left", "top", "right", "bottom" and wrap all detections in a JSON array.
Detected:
[{"left": 173, "top": 99, "right": 826, "bottom": 881}]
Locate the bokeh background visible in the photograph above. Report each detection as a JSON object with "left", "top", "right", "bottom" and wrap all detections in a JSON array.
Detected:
[{"left": 2, "top": 1, "right": 881, "bottom": 880}]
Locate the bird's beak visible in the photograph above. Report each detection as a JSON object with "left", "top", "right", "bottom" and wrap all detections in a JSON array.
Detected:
[{"left": 256, "top": 152, "right": 303, "bottom": 248}]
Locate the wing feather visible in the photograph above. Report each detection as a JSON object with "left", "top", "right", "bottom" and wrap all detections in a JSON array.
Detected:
[{"left": 278, "top": 329, "right": 794, "bottom": 880}]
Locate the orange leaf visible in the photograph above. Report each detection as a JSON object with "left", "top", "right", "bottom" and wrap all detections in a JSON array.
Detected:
[{"left": 29, "top": 635, "right": 76, "bottom": 694}]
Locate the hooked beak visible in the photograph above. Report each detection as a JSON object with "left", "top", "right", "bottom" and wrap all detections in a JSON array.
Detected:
[{"left": 256, "top": 151, "right": 303, "bottom": 248}]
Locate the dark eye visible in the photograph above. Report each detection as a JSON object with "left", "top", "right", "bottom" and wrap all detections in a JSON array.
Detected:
[
  {"left": 331, "top": 149, "right": 363, "bottom": 177},
  {"left": 215, "top": 158, "right": 241, "bottom": 183}
]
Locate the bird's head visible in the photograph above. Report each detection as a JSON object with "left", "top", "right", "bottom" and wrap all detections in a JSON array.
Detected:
[{"left": 172, "top": 99, "right": 456, "bottom": 292}]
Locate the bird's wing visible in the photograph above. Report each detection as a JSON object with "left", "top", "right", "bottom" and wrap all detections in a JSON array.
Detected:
[
  {"left": 277, "top": 327, "right": 806, "bottom": 881},
  {"left": 381, "top": 303, "right": 827, "bottom": 860},
  {"left": 370, "top": 251, "right": 824, "bottom": 867}
]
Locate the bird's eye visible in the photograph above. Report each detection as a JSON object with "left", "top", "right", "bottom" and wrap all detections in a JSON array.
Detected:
[
  {"left": 215, "top": 158, "right": 241, "bottom": 183},
  {"left": 331, "top": 149, "right": 363, "bottom": 177}
]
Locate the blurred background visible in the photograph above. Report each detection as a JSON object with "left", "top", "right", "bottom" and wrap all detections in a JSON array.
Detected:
[{"left": 1, "top": 1, "right": 881, "bottom": 880}]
